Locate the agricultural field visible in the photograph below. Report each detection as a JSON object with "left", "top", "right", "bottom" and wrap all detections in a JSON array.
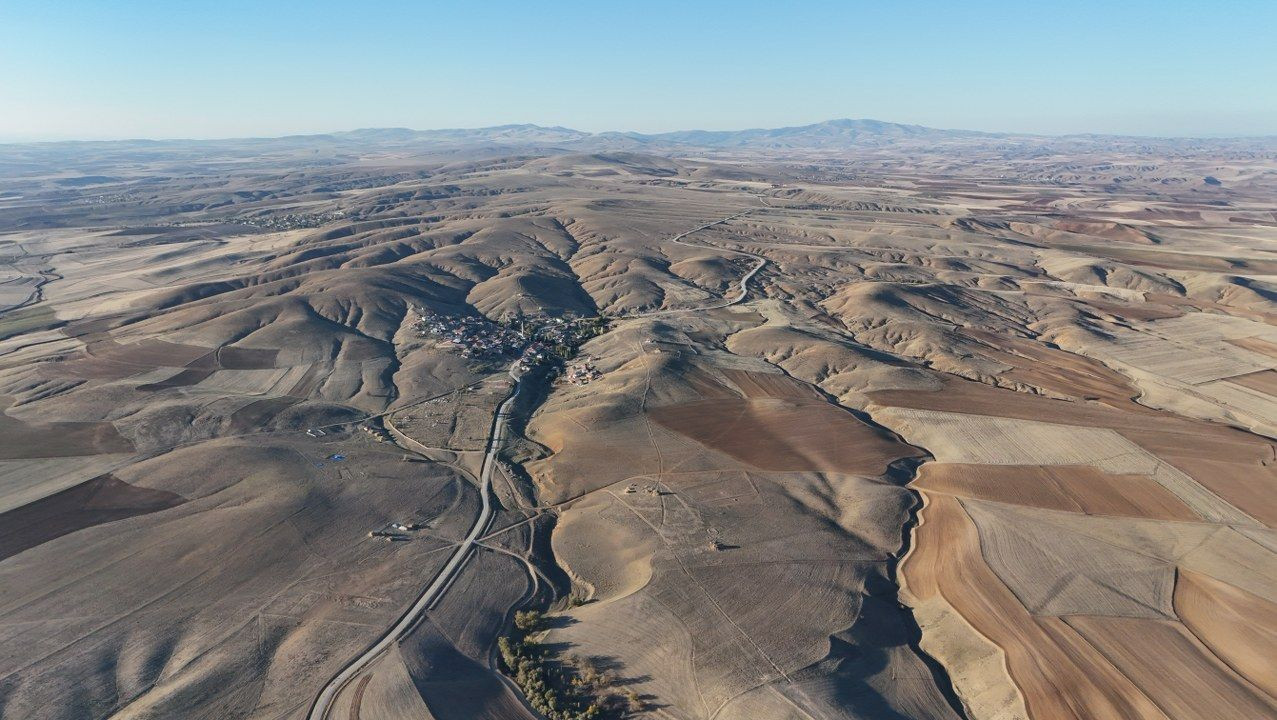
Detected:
[{"left": 0, "top": 124, "right": 1274, "bottom": 720}]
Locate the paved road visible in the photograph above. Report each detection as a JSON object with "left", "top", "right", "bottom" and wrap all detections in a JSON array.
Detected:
[
  {"left": 307, "top": 365, "right": 524, "bottom": 720},
  {"left": 308, "top": 202, "right": 770, "bottom": 718}
]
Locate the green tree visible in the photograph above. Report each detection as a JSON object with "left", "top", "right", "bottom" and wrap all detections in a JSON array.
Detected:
[
  {"left": 514, "top": 609, "right": 544, "bottom": 632},
  {"left": 497, "top": 636, "right": 519, "bottom": 668}
]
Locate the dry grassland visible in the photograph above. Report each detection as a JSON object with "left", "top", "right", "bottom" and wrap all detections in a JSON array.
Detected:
[{"left": 3, "top": 132, "right": 1275, "bottom": 718}]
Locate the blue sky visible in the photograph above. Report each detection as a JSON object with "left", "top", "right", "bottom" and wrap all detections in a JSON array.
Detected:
[{"left": 2, "top": 0, "right": 1274, "bottom": 140}]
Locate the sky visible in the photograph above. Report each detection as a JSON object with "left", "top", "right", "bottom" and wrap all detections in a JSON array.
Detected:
[{"left": 2, "top": 0, "right": 1275, "bottom": 141}]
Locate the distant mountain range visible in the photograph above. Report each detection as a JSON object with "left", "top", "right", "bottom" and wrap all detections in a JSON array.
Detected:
[
  {"left": 290, "top": 120, "right": 1277, "bottom": 157},
  {"left": 4, "top": 120, "right": 1273, "bottom": 162},
  {"left": 330, "top": 119, "right": 999, "bottom": 151}
]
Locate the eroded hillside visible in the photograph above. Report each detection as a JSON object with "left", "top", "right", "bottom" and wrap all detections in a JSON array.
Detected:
[{"left": 1, "top": 135, "right": 1274, "bottom": 720}]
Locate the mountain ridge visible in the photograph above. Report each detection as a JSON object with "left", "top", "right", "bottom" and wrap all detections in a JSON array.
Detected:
[{"left": 4, "top": 119, "right": 1275, "bottom": 159}]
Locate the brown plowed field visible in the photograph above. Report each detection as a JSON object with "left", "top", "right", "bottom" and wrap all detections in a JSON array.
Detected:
[
  {"left": 651, "top": 397, "right": 918, "bottom": 474},
  {"left": 914, "top": 463, "right": 1199, "bottom": 521},
  {"left": 1228, "top": 336, "right": 1277, "bottom": 359},
  {"left": 1064, "top": 614, "right": 1277, "bottom": 718},
  {"left": 0, "top": 406, "right": 133, "bottom": 459},
  {"left": 1174, "top": 568, "right": 1277, "bottom": 699},
  {"left": 902, "top": 494, "right": 1168, "bottom": 719},
  {"left": 0, "top": 473, "right": 183, "bottom": 561},
  {"left": 1226, "top": 369, "right": 1277, "bottom": 396}
]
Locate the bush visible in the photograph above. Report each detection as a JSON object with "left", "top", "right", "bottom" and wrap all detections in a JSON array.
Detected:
[
  {"left": 514, "top": 609, "right": 544, "bottom": 632},
  {"left": 624, "top": 689, "right": 646, "bottom": 712}
]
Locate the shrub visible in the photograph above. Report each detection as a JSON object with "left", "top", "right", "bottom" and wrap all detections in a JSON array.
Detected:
[
  {"left": 514, "top": 609, "right": 544, "bottom": 632},
  {"left": 625, "top": 689, "right": 646, "bottom": 712}
]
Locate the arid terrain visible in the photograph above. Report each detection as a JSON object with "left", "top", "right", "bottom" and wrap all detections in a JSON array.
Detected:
[{"left": 1, "top": 120, "right": 1275, "bottom": 720}]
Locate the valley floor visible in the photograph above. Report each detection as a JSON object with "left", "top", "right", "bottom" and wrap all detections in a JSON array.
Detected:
[{"left": 0, "top": 137, "right": 1274, "bottom": 719}]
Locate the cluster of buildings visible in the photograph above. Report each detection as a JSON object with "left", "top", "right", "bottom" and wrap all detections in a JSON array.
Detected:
[
  {"left": 235, "top": 209, "right": 350, "bottom": 231},
  {"left": 623, "top": 483, "right": 662, "bottom": 496},
  {"left": 414, "top": 309, "right": 607, "bottom": 370},
  {"left": 414, "top": 310, "right": 528, "bottom": 360},
  {"left": 516, "top": 342, "right": 551, "bottom": 373},
  {"left": 564, "top": 359, "right": 601, "bottom": 385},
  {"left": 527, "top": 315, "right": 599, "bottom": 349},
  {"left": 80, "top": 193, "right": 138, "bottom": 205}
]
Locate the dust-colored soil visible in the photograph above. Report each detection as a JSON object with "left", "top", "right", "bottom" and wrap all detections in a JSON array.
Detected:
[
  {"left": 0, "top": 401, "right": 133, "bottom": 459},
  {"left": 914, "top": 463, "right": 1199, "bottom": 521},
  {"left": 1174, "top": 568, "right": 1277, "bottom": 699},
  {"left": 1226, "top": 368, "right": 1277, "bottom": 396},
  {"left": 902, "top": 494, "right": 1167, "bottom": 719},
  {"left": 0, "top": 473, "right": 183, "bottom": 561},
  {"left": 137, "top": 366, "right": 214, "bottom": 390},
  {"left": 718, "top": 367, "right": 822, "bottom": 399},
  {"left": 650, "top": 396, "right": 917, "bottom": 474},
  {"left": 876, "top": 362, "right": 1276, "bottom": 719},
  {"left": 3, "top": 129, "right": 1276, "bottom": 719},
  {"left": 964, "top": 329, "right": 1149, "bottom": 407}
]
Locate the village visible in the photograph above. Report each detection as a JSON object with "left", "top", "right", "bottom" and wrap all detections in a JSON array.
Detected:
[
  {"left": 303, "top": 312, "right": 609, "bottom": 550},
  {"left": 564, "top": 358, "right": 602, "bottom": 385},
  {"left": 413, "top": 308, "right": 607, "bottom": 379}
]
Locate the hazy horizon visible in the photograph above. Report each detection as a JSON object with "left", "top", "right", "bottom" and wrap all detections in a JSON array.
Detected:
[
  {"left": 4, "top": 0, "right": 1275, "bottom": 142},
  {"left": 4, "top": 6, "right": 1277, "bottom": 716},
  {"left": 4, "top": 117, "right": 1277, "bottom": 146}
]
